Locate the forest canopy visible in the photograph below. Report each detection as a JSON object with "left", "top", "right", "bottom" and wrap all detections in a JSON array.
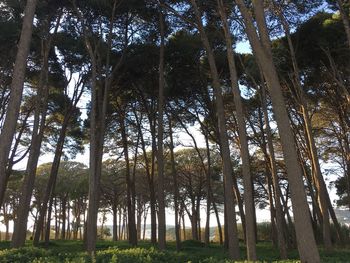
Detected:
[{"left": 0, "top": 0, "right": 349, "bottom": 262}]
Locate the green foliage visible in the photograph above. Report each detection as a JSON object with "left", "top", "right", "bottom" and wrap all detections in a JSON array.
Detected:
[{"left": 1, "top": 240, "right": 349, "bottom": 262}]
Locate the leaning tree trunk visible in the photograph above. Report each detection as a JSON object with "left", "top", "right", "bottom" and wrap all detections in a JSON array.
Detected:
[
  {"left": 0, "top": 0, "right": 38, "bottom": 208},
  {"left": 11, "top": 36, "right": 51, "bottom": 248},
  {"left": 278, "top": 10, "right": 332, "bottom": 249},
  {"left": 260, "top": 85, "right": 288, "bottom": 258},
  {"left": 33, "top": 119, "right": 69, "bottom": 245},
  {"left": 217, "top": 0, "right": 256, "bottom": 258},
  {"left": 189, "top": 0, "right": 240, "bottom": 259},
  {"left": 236, "top": 1, "right": 320, "bottom": 261}
]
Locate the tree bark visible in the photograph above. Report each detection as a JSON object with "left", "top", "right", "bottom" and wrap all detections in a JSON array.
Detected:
[
  {"left": 169, "top": 117, "right": 181, "bottom": 251},
  {"left": 0, "top": 0, "right": 38, "bottom": 208},
  {"left": 12, "top": 31, "right": 51, "bottom": 248},
  {"left": 235, "top": 1, "right": 320, "bottom": 261},
  {"left": 189, "top": 0, "right": 240, "bottom": 259},
  {"left": 157, "top": 3, "right": 166, "bottom": 250},
  {"left": 217, "top": 0, "right": 256, "bottom": 258},
  {"left": 337, "top": 0, "right": 350, "bottom": 49},
  {"left": 260, "top": 86, "right": 288, "bottom": 258}
]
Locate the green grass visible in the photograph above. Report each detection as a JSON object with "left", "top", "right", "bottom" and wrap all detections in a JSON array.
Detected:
[{"left": 0, "top": 240, "right": 349, "bottom": 262}]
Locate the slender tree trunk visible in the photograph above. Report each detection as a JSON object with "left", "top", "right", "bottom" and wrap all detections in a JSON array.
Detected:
[
  {"left": 278, "top": 10, "right": 332, "bottom": 249},
  {"left": 169, "top": 117, "right": 181, "bottom": 251},
  {"left": 0, "top": 0, "right": 38, "bottom": 208},
  {"left": 260, "top": 86, "right": 288, "bottom": 258},
  {"left": 236, "top": 1, "right": 320, "bottom": 261},
  {"left": 112, "top": 205, "right": 117, "bottom": 242},
  {"left": 33, "top": 120, "right": 69, "bottom": 245},
  {"left": 189, "top": 0, "right": 240, "bottom": 258},
  {"left": 212, "top": 199, "right": 223, "bottom": 245},
  {"left": 12, "top": 39, "right": 50, "bottom": 248},
  {"left": 157, "top": 3, "right": 166, "bottom": 250},
  {"left": 120, "top": 113, "right": 137, "bottom": 246},
  {"left": 204, "top": 132, "right": 212, "bottom": 246},
  {"left": 61, "top": 197, "right": 67, "bottom": 240},
  {"left": 217, "top": 0, "right": 256, "bottom": 258}
]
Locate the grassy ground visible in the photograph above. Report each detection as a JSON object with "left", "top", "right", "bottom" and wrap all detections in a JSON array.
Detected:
[{"left": 0, "top": 240, "right": 349, "bottom": 262}]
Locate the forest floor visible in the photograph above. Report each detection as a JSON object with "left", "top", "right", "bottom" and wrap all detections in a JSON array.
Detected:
[{"left": 0, "top": 239, "right": 350, "bottom": 262}]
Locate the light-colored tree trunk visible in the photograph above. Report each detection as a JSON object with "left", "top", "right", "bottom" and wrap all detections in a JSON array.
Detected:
[
  {"left": 189, "top": 0, "right": 240, "bottom": 259},
  {"left": 0, "top": 0, "right": 38, "bottom": 208},
  {"left": 235, "top": 1, "right": 320, "bottom": 261},
  {"left": 217, "top": 0, "right": 256, "bottom": 258},
  {"left": 260, "top": 86, "right": 288, "bottom": 258},
  {"left": 275, "top": 6, "right": 333, "bottom": 249}
]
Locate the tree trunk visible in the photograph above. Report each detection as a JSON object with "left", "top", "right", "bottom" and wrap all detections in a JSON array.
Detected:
[
  {"left": 204, "top": 132, "right": 212, "bottom": 246},
  {"left": 120, "top": 113, "right": 137, "bottom": 246},
  {"left": 0, "top": 0, "right": 38, "bottom": 208},
  {"left": 236, "top": 1, "right": 320, "bottom": 261},
  {"left": 11, "top": 39, "right": 50, "bottom": 248},
  {"left": 61, "top": 197, "right": 67, "bottom": 240},
  {"left": 33, "top": 120, "right": 69, "bottom": 245},
  {"left": 189, "top": 0, "right": 240, "bottom": 258},
  {"left": 157, "top": 3, "right": 166, "bottom": 250},
  {"left": 110, "top": 205, "right": 117, "bottom": 241},
  {"left": 260, "top": 86, "right": 288, "bottom": 258},
  {"left": 169, "top": 117, "right": 181, "bottom": 250},
  {"left": 217, "top": 0, "right": 256, "bottom": 258},
  {"left": 278, "top": 9, "right": 332, "bottom": 249},
  {"left": 337, "top": 0, "right": 350, "bottom": 49}
]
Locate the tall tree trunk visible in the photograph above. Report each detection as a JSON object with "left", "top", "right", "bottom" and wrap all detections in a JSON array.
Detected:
[
  {"left": 157, "top": 3, "right": 166, "bottom": 250},
  {"left": 277, "top": 8, "right": 333, "bottom": 249},
  {"left": 217, "top": 0, "right": 256, "bottom": 258},
  {"left": 12, "top": 36, "right": 50, "bottom": 248},
  {"left": 61, "top": 196, "right": 67, "bottom": 240},
  {"left": 0, "top": 0, "right": 38, "bottom": 208},
  {"left": 33, "top": 120, "right": 70, "bottom": 245},
  {"left": 204, "top": 132, "right": 212, "bottom": 246},
  {"left": 189, "top": 0, "right": 240, "bottom": 259},
  {"left": 236, "top": 1, "right": 320, "bottom": 261},
  {"left": 260, "top": 86, "right": 288, "bottom": 258},
  {"left": 169, "top": 117, "right": 181, "bottom": 251},
  {"left": 212, "top": 198, "right": 223, "bottom": 245},
  {"left": 112, "top": 204, "right": 118, "bottom": 242},
  {"left": 120, "top": 113, "right": 137, "bottom": 246}
]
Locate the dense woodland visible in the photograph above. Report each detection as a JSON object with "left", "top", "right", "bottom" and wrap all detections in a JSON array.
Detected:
[{"left": 0, "top": 0, "right": 349, "bottom": 262}]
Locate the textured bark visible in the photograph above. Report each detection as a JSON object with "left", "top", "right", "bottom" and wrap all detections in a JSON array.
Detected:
[
  {"left": 169, "top": 117, "right": 181, "bottom": 251},
  {"left": 260, "top": 86, "right": 288, "bottom": 258},
  {"left": 204, "top": 132, "right": 212, "bottom": 246},
  {"left": 217, "top": 0, "right": 256, "bottom": 258},
  {"left": 0, "top": 0, "right": 38, "bottom": 208},
  {"left": 33, "top": 120, "right": 69, "bottom": 245},
  {"left": 157, "top": 4, "right": 166, "bottom": 250},
  {"left": 120, "top": 113, "right": 137, "bottom": 246},
  {"left": 337, "top": 0, "right": 350, "bottom": 49},
  {"left": 12, "top": 29, "right": 51, "bottom": 248},
  {"left": 236, "top": 1, "right": 320, "bottom": 261},
  {"left": 189, "top": 0, "right": 240, "bottom": 258},
  {"left": 277, "top": 8, "right": 332, "bottom": 249}
]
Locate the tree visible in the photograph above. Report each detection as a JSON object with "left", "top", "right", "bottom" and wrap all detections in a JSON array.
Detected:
[{"left": 235, "top": 1, "right": 320, "bottom": 261}]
